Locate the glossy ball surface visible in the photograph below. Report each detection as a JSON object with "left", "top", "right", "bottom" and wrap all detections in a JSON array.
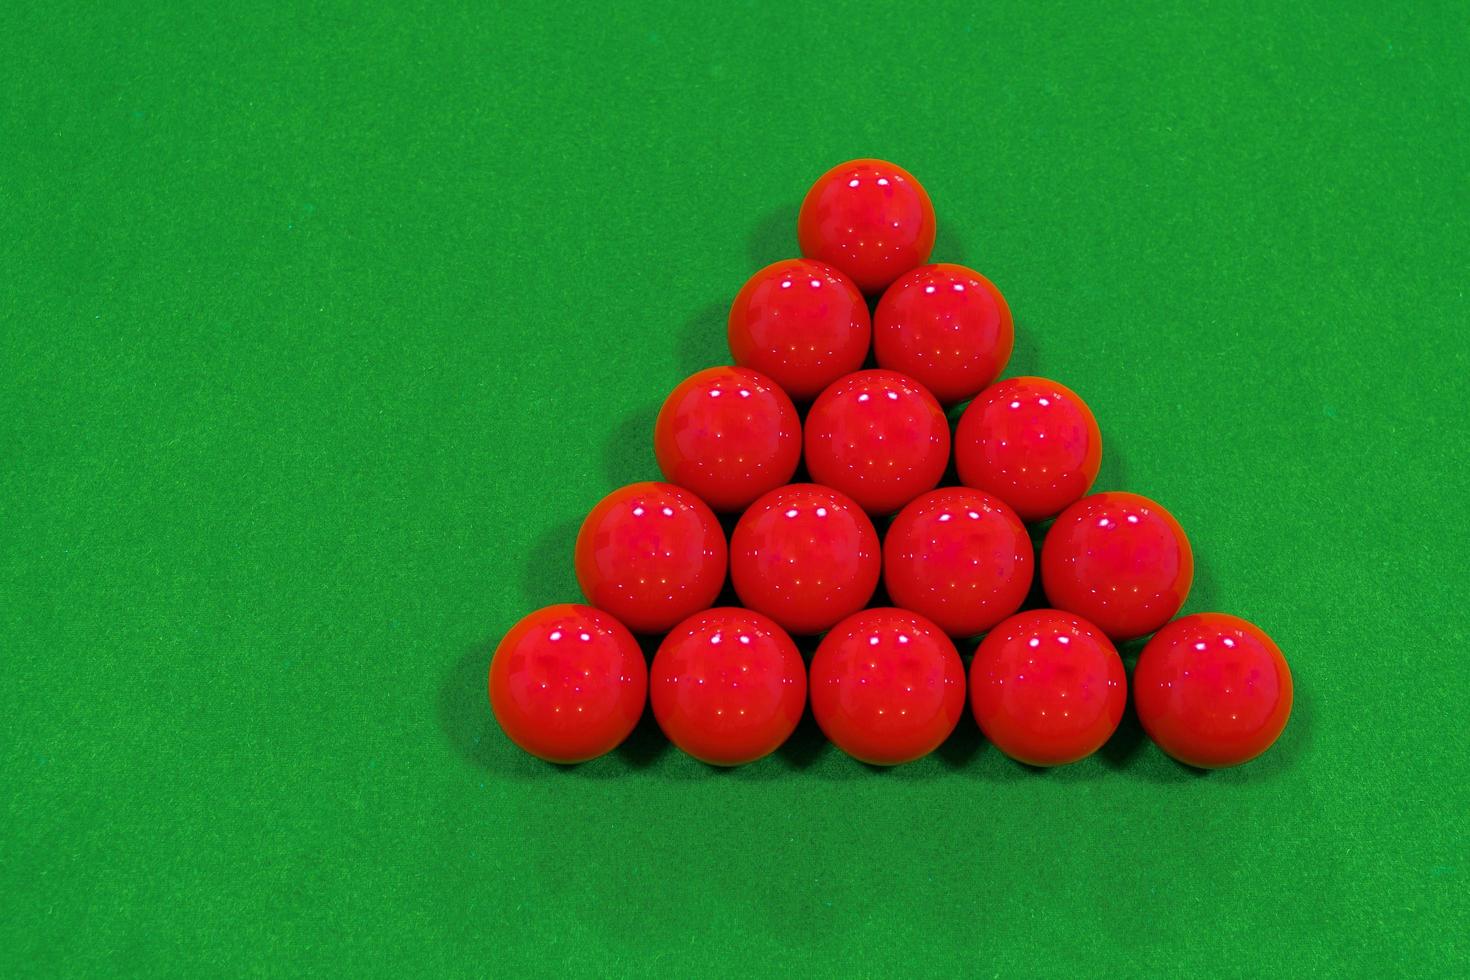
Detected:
[
  {"left": 809, "top": 608, "right": 966, "bottom": 766},
  {"left": 804, "top": 369, "right": 951, "bottom": 515},
  {"left": 730, "top": 484, "right": 880, "bottom": 635},
  {"left": 575, "top": 482, "right": 727, "bottom": 634},
  {"left": 1041, "top": 491, "right": 1193, "bottom": 641},
  {"left": 1134, "top": 613, "right": 1293, "bottom": 769},
  {"left": 798, "top": 159, "right": 936, "bottom": 294},
  {"left": 969, "top": 609, "right": 1126, "bottom": 767},
  {"left": 654, "top": 366, "right": 801, "bottom": 512},
  {"left": 488, "top": 604, "right": 647, "bottom": 764},
  {"left": 873, "top": 264, "right": 1013, "bottom": 406},
  {"left": 727, "top": 258, "right": 871, "bottom": 401},
  {"left": 883, "top": 488, "right": 1033, "bottom": 638},
  {"left": 954, "top": 377, "right": 1102, "bottom": 522},
  {"left": 650, "top": 608, "right": 806, "bottom": 766}
]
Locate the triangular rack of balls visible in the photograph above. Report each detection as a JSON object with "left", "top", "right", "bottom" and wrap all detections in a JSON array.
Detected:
[{"left": 489, "top": 160, "right": 1293, "bottom": 771}]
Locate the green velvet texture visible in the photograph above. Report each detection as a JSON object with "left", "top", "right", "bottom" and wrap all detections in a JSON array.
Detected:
[{"left": 4, "top": 1, "right": 1466, "bottom": 975}]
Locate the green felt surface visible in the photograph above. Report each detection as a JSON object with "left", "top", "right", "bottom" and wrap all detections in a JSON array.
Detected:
[{"left": 3, "top": 1, "right": 1468, "bottom": 976}]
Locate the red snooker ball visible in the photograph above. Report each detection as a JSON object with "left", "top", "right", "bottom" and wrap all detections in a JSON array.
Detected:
[
  {"left": 884, "top": 487, "right": 1033, "bottom": 638},
  {"left": 488, "top": 604, "right": 647, "bottom": 764},
  {"left": 954, "top": 376, "right": 1102, "bottom": 523},
  {"left": 575, "top": 482, "right": 727, "bottom": 634},
  {"left": 804, "top": 369, "right": 950, "bottom": 515},
  {"left": 654, "top": 366, "right": 801, "bottom": 513},
  {"left": 969, "top": 609, "right": 1126, "bottom": 767},
  {"left": 727, "top": 258, "right": 870, "bottom": 402},
  {"left": 730, "top": 483, "right": 880, "bottom": 635},
  {"left": 1041, "top": 491, "right": 1193, "bottom": 641},
  {"left": 650, "top": 607, "right": 807, "bottom": 766},
  {"left": 873, "top": 264, "right": 1014, "bottom": 406},
  {"left": 1133, "top": 613, "right": 1293, "bottom": 769},
  {"left": 809, "top": 608, "right": 966, "bottom": 766},
  {"left": 798, "top": 159, "right": 937, "bottom": 294}
]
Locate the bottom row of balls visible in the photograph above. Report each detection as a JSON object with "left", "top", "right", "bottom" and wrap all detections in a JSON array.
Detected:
[{"left": 490, "top": 604, "right": 1294, "bottom": 771}]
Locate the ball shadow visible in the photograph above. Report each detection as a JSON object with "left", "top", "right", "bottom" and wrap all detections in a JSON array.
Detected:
[
  {"left": 748, "top": 203, "right": 800, "bottom": 268},
  {"left": 437, "top": 639, "right": 506, "bottom": 773},
  {"left": 932, "top": 222, "right": 968, "bottom": 266},
  {"left": 1104, "top": 633, "right": 1200, "bottom": 782},
  {"left": 1019, "top": 520, "right": 1051, "bottom": 612},
  {"left": 936, "top": 423, "right": 964, "bottom": 489},
  {"left": 677, "top": 302, "right": 730, "bottom": 376},
  {"left": 1002, "top": 304, "right": 1042, "bottom": 380},
  {"left": 772, "top": 635, "right": 850, "bottom": 776},
  {"left": 520, "top": 517, "right": 582, "bottom": 608},
  {"left": 1094, "top": 445, "right": 1127, "bottom": 495},
  {"left": 602, "top": 404, "right": 660, "bottom": 490},
  {"left": 1185, "top": 547, "right": 1223, "bottom": 614},
  {"left": 1099, "top": 697, "right": 1150, "bottom": 771},
  {"left": 604, "top": 702, "right": 670, "bottom": 771},
  {"left": 775, "top": 705, "right": 834, "bottom": 772},
  {"left": 860, "top": 324, "right": 881, "bottom": 370},
  {"left": 935, "top": 710, "right": 986, "bottom": 768},
  {"left": 1263, "top": 675, "right": 1312, "bottom": 770}
]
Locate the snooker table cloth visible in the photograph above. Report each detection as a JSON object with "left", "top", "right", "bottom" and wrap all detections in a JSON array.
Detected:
[{"left": 3, "top": 2, "right": 1467, "bottom": 976}]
